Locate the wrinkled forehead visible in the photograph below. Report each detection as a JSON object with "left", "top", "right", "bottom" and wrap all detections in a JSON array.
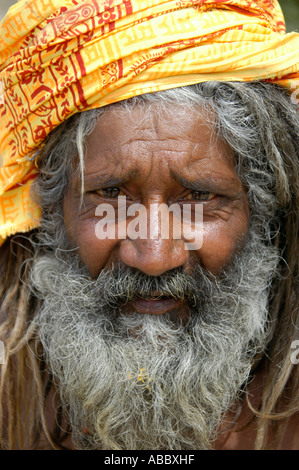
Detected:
[
  {"left": 83, "top": 101, "right": 233, "bottom": 176},
  {"left": 90, "top": 100, "right": 216, "bottom": 141}
]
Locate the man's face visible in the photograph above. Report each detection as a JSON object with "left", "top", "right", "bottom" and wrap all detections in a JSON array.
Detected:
[
  {"left": 33, "top": 102, "right": 278, "bottom": 450},
  {"left": 63, "top": 103, "right": 249, "bottom": 321}
]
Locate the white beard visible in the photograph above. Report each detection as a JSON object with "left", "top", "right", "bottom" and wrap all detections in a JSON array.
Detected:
[{"left": 31, "top": 230, "right": 279, "bottom": 450}]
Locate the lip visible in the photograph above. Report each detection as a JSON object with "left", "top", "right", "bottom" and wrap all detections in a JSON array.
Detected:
[{"left": 129, "top": 297, "right": 183, "bottom": 315}]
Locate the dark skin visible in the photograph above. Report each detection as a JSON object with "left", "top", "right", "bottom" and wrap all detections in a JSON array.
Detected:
[
  {"left": 60, "top": 103, "right": 299, "bottom": 449},
  {"left": 63, "top": 103, "right": 249, "bottom": 321}
]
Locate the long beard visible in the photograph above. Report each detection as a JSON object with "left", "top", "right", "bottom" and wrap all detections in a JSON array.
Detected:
[{"left": 31, "top": 228, "right": 279, "bottom": 450}]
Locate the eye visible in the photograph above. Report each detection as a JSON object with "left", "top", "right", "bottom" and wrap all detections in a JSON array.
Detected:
[
  {"left": 185, "top": 190, "right": 216, "bottom": 201},
  {"left": 96, "top": 187, "right": 123, "bottom": 198}
]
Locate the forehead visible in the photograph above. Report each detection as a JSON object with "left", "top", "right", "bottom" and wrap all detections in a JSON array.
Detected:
[{"left": 83, "top": 102, "right": 234, "bottom": 180}]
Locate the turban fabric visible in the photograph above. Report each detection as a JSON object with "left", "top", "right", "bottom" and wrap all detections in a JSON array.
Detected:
[{"left": 0, "top": 0, "right": 298, "bottom": 244}]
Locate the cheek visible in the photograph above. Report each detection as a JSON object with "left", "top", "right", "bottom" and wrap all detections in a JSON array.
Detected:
[
  {"left": 198, "top": 210, "right": 250, "bottom": 275},
  {"left": 78, "top": 230, "right": 118, "bottom": 277},
  {"left": 63, "top": 199, "right": 118, "bottom": 277}
]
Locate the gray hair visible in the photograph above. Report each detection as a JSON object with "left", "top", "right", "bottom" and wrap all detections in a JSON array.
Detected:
[
  {"left": 33, "top": 82, "right": 299, "bottom": 450},
  {"left": 33, "top": 81, "right": 298, "bottom": 250},
  {"left": 1, "top": 80, "right": 297, "bottom": 450}
]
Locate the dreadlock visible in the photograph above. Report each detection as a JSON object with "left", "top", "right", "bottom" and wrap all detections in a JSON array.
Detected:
[{"left": 0, "top": 81, "right": 298, "bottom": 449}]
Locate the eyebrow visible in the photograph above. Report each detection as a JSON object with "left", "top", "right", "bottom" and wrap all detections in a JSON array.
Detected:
[
  {"left": 83, "top": 169, "right": 140, "bottom": 189},
  {"left": 81, "top": 169, "right": 240, "bottom": 194},
  {"left": 170, "top": 171, "right": 239, "bottom": 192}
]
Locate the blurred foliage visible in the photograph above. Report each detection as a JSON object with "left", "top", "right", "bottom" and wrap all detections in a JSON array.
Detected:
[{"left": 280, "top": 0, "right": 299, "bottom": 31}]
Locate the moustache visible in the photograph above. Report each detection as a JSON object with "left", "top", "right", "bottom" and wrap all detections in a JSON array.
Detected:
[{"left": 92, "top": 263, "right": 216, "bottom": 310}]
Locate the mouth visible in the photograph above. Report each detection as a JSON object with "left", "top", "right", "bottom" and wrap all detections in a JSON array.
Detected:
[{"left": 129, "top": 294, "right": 184, "bottom": 316}]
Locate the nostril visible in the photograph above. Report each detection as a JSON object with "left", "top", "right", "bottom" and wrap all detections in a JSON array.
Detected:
[{"left": 119, "top": 238, "right": 189, "bottom": 277}]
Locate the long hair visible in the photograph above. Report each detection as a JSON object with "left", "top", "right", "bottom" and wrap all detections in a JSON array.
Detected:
[{"left": 0, "top": 81, "right": 298, "bottom": 449}]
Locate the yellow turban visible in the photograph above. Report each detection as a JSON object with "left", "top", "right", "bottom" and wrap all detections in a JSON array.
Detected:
[{"left": 0, "top": 0, "right": 298, "bottom": 244}]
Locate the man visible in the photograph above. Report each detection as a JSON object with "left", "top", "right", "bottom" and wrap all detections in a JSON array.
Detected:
[{"left": 0, "top": 0, "right": 298, "bottom": 450}]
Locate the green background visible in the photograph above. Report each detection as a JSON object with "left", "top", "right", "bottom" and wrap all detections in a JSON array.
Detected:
[{"left": 280, "top": 0, "right": 299, "bottom": 31}]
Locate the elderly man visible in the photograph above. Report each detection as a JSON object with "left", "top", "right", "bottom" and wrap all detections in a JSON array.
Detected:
[{"left": 0, "top": 0, "right": 298, "bottom": 451}]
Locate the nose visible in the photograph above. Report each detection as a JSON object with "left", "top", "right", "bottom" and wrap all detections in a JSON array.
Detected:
[
  {"left": 118, "top": 202, "right": 189, "bottom": 276},
  {"left": 119, "top": 237, "right": 189, "bottom": 276}
]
